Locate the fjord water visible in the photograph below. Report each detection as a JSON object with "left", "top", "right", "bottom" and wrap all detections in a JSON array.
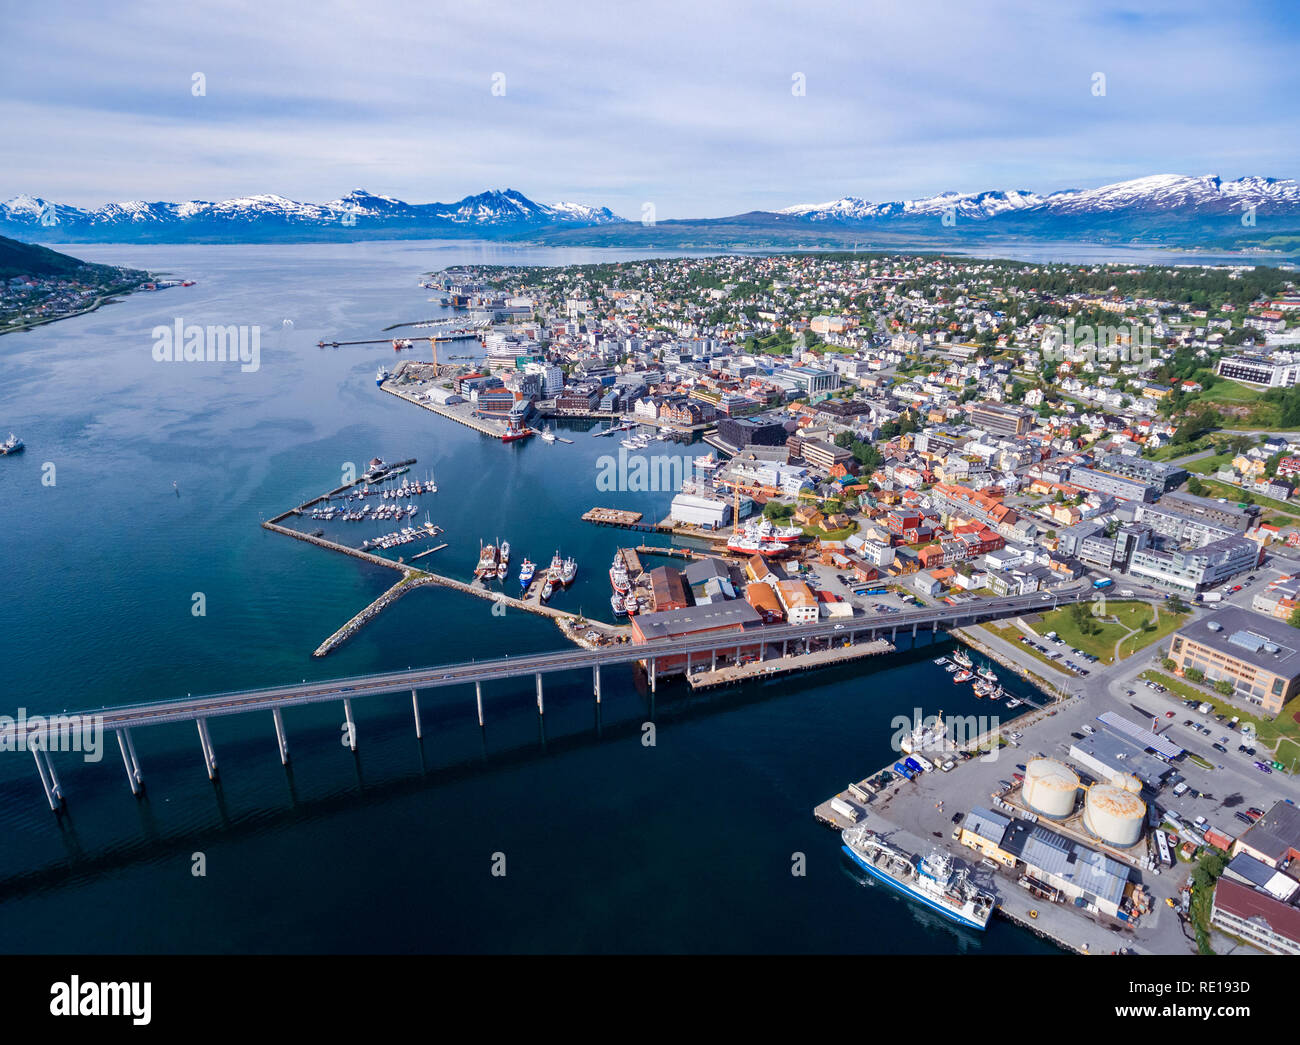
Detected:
[{"left": 0, "top": 240, "right": 1057, "bottom": 953}]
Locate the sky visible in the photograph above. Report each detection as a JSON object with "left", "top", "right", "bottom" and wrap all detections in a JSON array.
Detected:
[{"left": 3, "top": 0, "right": 1299, "bottom": 219}]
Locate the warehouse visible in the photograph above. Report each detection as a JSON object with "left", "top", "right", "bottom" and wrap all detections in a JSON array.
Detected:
[
  {"left": 1169, "top": 609, "right": 1300, "bottom": 716},
  {"left": 669, "top": 492, "right": 731, "bottom": 529}
]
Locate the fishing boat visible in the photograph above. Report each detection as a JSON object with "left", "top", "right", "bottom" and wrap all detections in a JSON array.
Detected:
[
  {"left": 560, "top": 556, "right": 577, "bottom": 586},
  {"left": 610, "top": 592, "right": 627, "bottom": 617},
  {"left": 474, "top": 541, "right": 499, "bottom": 580},
  {"left": 953, "top": 670, "right": 973, "bottom": 684},
  {"left": 932, "top": 657, "right": 949, "bottom": 666},
  {"left": 943, "top": 663, "right": 959, "bottom": 673},
  {"left": 547, "top": 552, "right": 564, "bottom": 583},
  {"left": 1, "top": 432, "right": 25, "bottom": 455},
  {"left": 841, "top": 826, "right": 996, "bottom": 931},
  {"left": 1005, "top": 696, "right": 1021, "bottom": 709},
  {"left": 952, "top": 650, "right": 973, "bottom": 669},
  {"left": 972, "top": 681, "right": 991, "bottom": 698},
  {"left": 375, "top": 366, "right": 389, "bottom": 387},
  {"left": 539, "top": 576, "right": 555, "bottom": 602},
  {"left": 540, "top": 425, "right": 557, "bottom": 443},
  {"left": 518, "top": 558, "right": 536, "bottom": 591},
  {"left": 499, "top": 540, "right": 511, "bottom": 567},
  {"left": 977, "top": 666, "right": 998, "bottom": 683},
  {"left": 609, "top": 553, "right": 631, "bottom": 594}
]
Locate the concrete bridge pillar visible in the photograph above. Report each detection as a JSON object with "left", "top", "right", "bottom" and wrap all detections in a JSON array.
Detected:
[
  {"left": 273, "top": 707, "right": 290, "bottom": 764},
  {"left": 649, "top": 657, "right": 656, "bottom": 693},
  {"left": 411, "top": 690, "right": 423, "bottom": 740},
  {"left": 196, "top": 718, "right": 218, "bottom": 779},
  {"left": 42, "top": 750, "right": 63, "bottom": 803},
  {"left": 343, "top": 698, "right": 357, "bottom": 751},
  {"left": 117, "top": 730, "right": 141, "bottom": 796},
  {"left": 124, "top": 728, "right": 143, "bottom": 788},
  {"left": 476, "top": 681, "right": 484, "bottom": 727},
  {"left": 33, "top": 747, "right": 59, "bottom": 811},
  {"left": 912, "top": 621, "right": 918, "bottom": 639},
  {"left": 535, "top": 673, "right": 544, "bottom": 715},
  {"left": 593, "top": 665, "right": 601, "bottom": 704}
]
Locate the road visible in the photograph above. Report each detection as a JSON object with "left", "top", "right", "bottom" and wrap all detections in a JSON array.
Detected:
[{"left": 2, "top": 584, "right": 1092, "bottom": 742}]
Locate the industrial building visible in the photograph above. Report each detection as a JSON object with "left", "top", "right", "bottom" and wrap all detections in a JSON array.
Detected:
[
  {"left": 669, "top": 492, "right": 731, "bottom": 529},
  {"left": 1068, "top": 731, "right": 1170, "bottom": 790},
  {"left": 1232, "top": 799, "right": 1300, "bottom": 869},
  {"left": 1169, "top": 609, "right": 1300, "bottom": 716}
]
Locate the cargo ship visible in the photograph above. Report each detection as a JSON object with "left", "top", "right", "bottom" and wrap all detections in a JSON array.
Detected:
[
  {"left": 841, "top": 825, "right": 996, "bottom": 931},
  {"left": 0, "top": 432, "right": 24, "bottom": 456}
]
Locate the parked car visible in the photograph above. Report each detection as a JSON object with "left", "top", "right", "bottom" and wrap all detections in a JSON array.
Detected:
[
  {"left": 1213, "top": 743, "right": 1228, "bottom": 753},
  {"left": 1255, "top": 762, "right": 1274, "bottom": 774}
]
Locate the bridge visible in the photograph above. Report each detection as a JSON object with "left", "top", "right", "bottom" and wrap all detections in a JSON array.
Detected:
[{"left": 6, "top": 585, "right": 1091, "bottom": 812}]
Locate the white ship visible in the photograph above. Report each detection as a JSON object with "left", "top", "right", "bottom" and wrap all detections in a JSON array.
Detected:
[{"left": 841, "top": 826, "right": 996, "bottom": 931}]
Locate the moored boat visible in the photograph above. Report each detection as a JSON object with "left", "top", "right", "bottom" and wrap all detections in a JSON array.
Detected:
[
  {"left": 953, "top": 670, "right": 973, "bottom": 683},
  {"left": 0, "top": 432, "right": 24, "bottom": 455},
  {"left": 519, "top": 558, "right": 536, "bottom": 590}
]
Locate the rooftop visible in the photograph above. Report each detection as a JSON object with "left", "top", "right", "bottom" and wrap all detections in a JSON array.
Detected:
[{"left": 1178, "top": 608, "right": 1300, "bottom": 680}]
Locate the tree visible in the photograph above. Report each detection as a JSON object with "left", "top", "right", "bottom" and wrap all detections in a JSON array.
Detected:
[
  {"left": 1167, "top": 595, "right": 1189, "bottom": 614},
  {"left": 1186, "top": 668, "right": 1205, "bottom": 683},
  {"left": 1214, "top": 680, "right": 1234, "bottom": 696},
  {"left": 1288, "top": 605, "right": 1300, "bottom": 630},
  {"left": 1186, "top": 476, "right": 1206, "bottom": 497},
  {"left": 1161, "top": 658, "right": 1177, "bottom": 671}
]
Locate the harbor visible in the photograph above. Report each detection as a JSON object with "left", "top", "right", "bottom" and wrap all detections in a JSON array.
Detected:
[{"left": 685, "top": 636, "right": 895, "bottom": 690}]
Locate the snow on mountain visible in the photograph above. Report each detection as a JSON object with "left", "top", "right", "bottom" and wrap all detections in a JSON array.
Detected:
[
  {"left": 0, "top": 188, "right": 626, "bottom": 231},
  {"left": 781, "top": 175, "right": 1300, "bottom": 222}
]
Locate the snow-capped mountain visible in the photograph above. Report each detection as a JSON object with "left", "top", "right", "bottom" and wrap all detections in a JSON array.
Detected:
[
  {"left": 0, "top": 188, "right": 624, "bottom": 242},
  {"left": 780, "top": 175, "right": 1300, "bottom": 223}
]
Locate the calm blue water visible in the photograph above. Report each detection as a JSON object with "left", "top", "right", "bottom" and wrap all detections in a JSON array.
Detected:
[{"left": 0, "top": 240, "right": 1059, "bottom": 953}]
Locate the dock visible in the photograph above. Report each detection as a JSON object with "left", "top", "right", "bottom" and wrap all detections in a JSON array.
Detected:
[
  {"left": 633, "top": 543, "right": 706, "bottom": 563},
  {"left": 381, "top": 383, "right": 511, "bottom": 439},
  {"left": 583, "top": 507, "right": 643, "bottom": 526},
  {"left": 686, "top": 638, "right": 894, "bottom": 690},
  {"left": 409, "top": 542, "right": 448, "bottom": 560}
]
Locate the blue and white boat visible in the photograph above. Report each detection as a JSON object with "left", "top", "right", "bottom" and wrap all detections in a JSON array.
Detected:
[
  {"left": 376, "top": 366, "right": 389, "bottom": 387},
  {"left": 841, "top": 825, "right": 996, "bottom": 931},
  {"left": 0, "top": 432, "right": 23, "bottom": 455},
  {"left": 518, "top": 558, "right": 536, "bottom": 591}
]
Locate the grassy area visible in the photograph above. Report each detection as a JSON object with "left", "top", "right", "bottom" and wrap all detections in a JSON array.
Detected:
[
  {"left": 1199, "top": 380, "right": 1265, "bottom": 404},
  {"left": 1193, "top": 476, "right": 1299, "bottom": 519},
  {"left": 1117, "top": 606, "right": 1191, "bottom": 659},
  {"left": 1034, "top": 600, "right": 1183, "bottom": 665},
  {"left": 984, "top": 622, "right": 1074, "bottom": 676},
  {"left": 1139, "top": 669, "right": 1300, "bottom": 752},
  {"left": 1184, "top": 451, "right": 1234, "bottom": 475}
]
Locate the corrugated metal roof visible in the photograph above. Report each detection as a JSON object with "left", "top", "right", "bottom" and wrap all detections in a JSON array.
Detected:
[
  {"left": 1097, "top": 711, "right": 1183, "bottom": 760},
  {"left": 1020, "top": 826, "right": 1128, "bottom": 906}
]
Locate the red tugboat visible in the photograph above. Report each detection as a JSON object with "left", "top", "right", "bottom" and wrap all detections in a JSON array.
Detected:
[{"left": 501, "top": 417, "right": 534, "bottom": 443}]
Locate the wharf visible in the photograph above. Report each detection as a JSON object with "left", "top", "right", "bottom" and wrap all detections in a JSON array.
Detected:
[
  {"left": 314, "top": 572, "right": 435, "bottom": 656},
  {"left": 687, "top": 638, "right": 894, "bottom": 690},
  {"left": 381, "top": 381, "right": 509, "bottom": 439},
  {"left": 633, "top": 544, "right": 706, "bottom": 563},
  {"left": 409, "top": 542, "right": 448, "bottom": 560},
  {"left": 583, "top": 507, "right": 644, "bottom": 526}
]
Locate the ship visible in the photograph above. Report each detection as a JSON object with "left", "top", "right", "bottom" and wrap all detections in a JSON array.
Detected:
[
  {"left": 952, "top": 649, "right": 973, "bottom": 669},
  {"left": 376, "top": 366, "right": 390, "bottom": 387},
  {"left": 474, "top": 541, "right": 499, "bottom": 580},
  {"left": 501, "top": 417, "right": 534, "bottom": 443},
  {"left": 611, "top": 592, "right": 627, "bottom": 617},
  {"left": 953, "top": 670, "right": 973, "bottom": 683},
  {"left": 977, "top": 666, "right": 998, "bottom": 683},
  {"left": 899, "top": 711, "right": 951, "bottom": 755},
  {"left": 547, "top": 552, "right": 564, "bottom": 583},
  {"left": 726, "top": 516, "right": 801, "bottom": 557},
  {"left": 841, "top": 825, "right": 996, "bottom": 931},
  {"left": 518, "top": 558, "right": 536, "bottom": 590},
  {"left": 0, "top": 432, "right": 24, "bottom": 455},
  {"left": 539, "top": 575, "right": 555, "bottom": 602},
  {"left": 499, "top": 540, "right": 510, "bottom": 568},
  {"left": 540, "top": 425, "right": 557, "bottom": 443},
  {"left": 609, "top": 553, "right": 631, "bottom": 594},
  {"left": 560, "top": 556, "right": 577, "bottom": 586}
]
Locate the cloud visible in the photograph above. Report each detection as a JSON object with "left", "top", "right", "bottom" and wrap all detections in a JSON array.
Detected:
[{"left": 2, "top": 0, "right": 1297, "bottom": 217}]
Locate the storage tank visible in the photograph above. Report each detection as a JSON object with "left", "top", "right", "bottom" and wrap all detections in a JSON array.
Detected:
[
  {"left": 1021, "top": 758, "right": 1080, "bottom": 819},
  {"left": 1083, "top": 784, "right": 1146, "bottom": 847},
  {"left": 1113, "top": 773, "right": 1143, "bottom": 795}
]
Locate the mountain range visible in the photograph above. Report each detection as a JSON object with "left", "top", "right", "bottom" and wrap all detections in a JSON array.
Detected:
[{"left": 4, "top": 176, "right": 1300, "bottom": 251}]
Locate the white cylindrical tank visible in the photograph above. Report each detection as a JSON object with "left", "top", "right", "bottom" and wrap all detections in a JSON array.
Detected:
[
  {"left": 1113, "top": 773, "right": 1143, "bottom": 795},
  {"left": 1083, "top": 784, "right": 1146, "bottom": 847},
  {"left": 1022, "top": 758, "right": 1079, "bottom": 819}
]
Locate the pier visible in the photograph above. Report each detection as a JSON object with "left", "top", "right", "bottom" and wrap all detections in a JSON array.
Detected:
[
  {"left": 686, "top": 637, "right": 894, "bottom": 690},
  {"left": 381, "top": 382, "right": 510, "bottom": 438}
]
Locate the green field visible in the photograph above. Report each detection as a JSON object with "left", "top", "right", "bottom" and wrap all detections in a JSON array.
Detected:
[
  {"left": 1194, "top": 477, "right": 1298, "bottom": 519},
  {"left": 1184, "top": 451, "right": 1235, "bottom": 475},
  {"left": 1198, "top": 380, "right": 1265, "bottom": 404},
  {"left": 1034, "top": 599, "right": 1186, "bottom": 665}
]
